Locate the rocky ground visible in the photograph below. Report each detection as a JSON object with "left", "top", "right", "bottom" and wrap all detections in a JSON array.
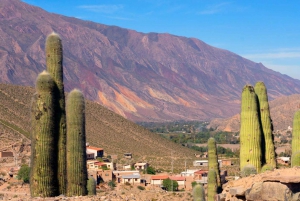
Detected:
[{"left": 220, "top": 167, "right": 300, "bottom": 201}]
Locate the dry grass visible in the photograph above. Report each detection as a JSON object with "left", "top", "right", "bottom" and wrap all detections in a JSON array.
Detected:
[{"left": 0, "top": 83, "right": 197, "bottom": 171}]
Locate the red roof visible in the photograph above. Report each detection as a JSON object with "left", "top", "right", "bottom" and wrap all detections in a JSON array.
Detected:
[
  {"left": 169, "top": 176, "right": 185, "bottom": 181},
  {"left": 194, "top": 170, "right": 208, "bottom": 174},
  {"left": 86, "top": 146, "right": 103, "bottom": 151},
  {"left": 150, "top": 175, "right": 169, "bottom": 180}
]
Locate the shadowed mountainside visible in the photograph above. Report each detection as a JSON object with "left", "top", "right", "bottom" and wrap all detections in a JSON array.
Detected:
[
  {"left": 208, "top": 94, "right": 300, "bottom": 132},
  {"left": 1, "top": 0, "right": 300, "bottom": 122},
  {"left": 0, "top": 83, "right": 197, "bottom": 170}
]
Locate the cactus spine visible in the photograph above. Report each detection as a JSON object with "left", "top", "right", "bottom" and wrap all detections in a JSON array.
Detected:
[
  {"left": 207, "top": 137, "right": 221, "bottom": 191},
  {"left": 239, "top": 85, "right": 262, "bottom": 173},
  {"left": 30, "top": 71, "right": 58, "bottom": 197},
  {"left": 292, "top": 110, "right": 300, "bottom": 167},
  {"left": 207, "top": 169, "right": 217, "bottom": 201},
  {"left": 66, "top": 89, "right": 88, "bottom": 196},
  {"left": 87, "top": 176, "right": 97, "bottom": 195},
  {"left": 193, "top": 183, "right": 205, "bottom": 201},
  {"left": 46, "top": 32, "right": 67, "bottom": 194},
  {"left": 254, "top": 82, "right": 276, "bottom": 168}
]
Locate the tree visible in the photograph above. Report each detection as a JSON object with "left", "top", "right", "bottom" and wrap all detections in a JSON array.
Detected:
[
  {"left": 17, "top": 164, "right": 30, "bottom": 183},
  {"left": 162, "top": 178, "right": 178, "bottom": 191},
  {"left": 146, "top": 166, "right": 156, "bottom": 175}
]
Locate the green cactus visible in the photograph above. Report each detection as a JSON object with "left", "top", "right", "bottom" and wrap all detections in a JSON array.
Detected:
[
  {"left": 254, "top": 81, "right": 276, "bottom": 168},
  {"left": 207, "top": 169, "right": 217, "bottom": 201},
  {"left": 240, "top": 164, "right": 257, "bottom": 177},
  {"left": 30, "top": 71, "right": 58, "bottom": 197},
  {"left": 66, "top": 89, "right": 88, "bottom": 196},
  {"left": 261, "top": 164, "right": 274, "bottom": 173},
  {"left": 239, "top": 85, "right": 262, "bottom": 173},
  {"left": 291, "top": 151, "right": 300, "bottom": 167},
  {"left": 87, "top": 176, "right": 97, "bottom": 195},
  {"left": 45, "top": 32, "right": 67, "bottom": 194},
  {"left": 292, "top": 110, "right": 300, "bottom": 158},
  {"left": 193, "top": 183, "right": 205, "bottom": 201},
  {"left": 207, "top": 137, "right": 221, "bottom": 191}
]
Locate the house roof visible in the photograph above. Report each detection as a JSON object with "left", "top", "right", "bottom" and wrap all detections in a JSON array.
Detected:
[
  {"left": 122, "top": 174, "right": 141, "bottom": 179},
  {"left": 169, "top": 176, "right": 185, "bottom": 181},
  {"left": 135, "top": 163, "right": 148, "bottom": 166},
  {"left": 86, "top": 146, "right": 103, "bottom": 151},
  {"left": 150, "top": 175, "right": 169, "bottom": 180},
  {"left": 194, "top": 170, "right": 208, "bottom": 174},
  {"left": 278, "top": 157, "right": 290, "bottom": 162}
]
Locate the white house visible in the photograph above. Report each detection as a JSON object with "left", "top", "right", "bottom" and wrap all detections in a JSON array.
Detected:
[
  {"left": 134, "top": 162, "right": 149, "bottom": 170},
  {"left": 150, "top": 175, "right": 169, "bottom": 185},
  {"left": 193, "top": 160, "right": 222, "bottom": 167},
  {"left": 122, "top": 173, "right": 141, "bottom": 185},
  {"left": 86, "top": 146, "right": 104, "bottom": 159}
]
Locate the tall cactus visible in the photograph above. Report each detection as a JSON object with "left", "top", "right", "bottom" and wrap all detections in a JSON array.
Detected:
[
  {"left": 207, "top": 169, "right": 217, "bottom": 201},
  {"left": 193, "top": 183, "right": 205, "bottom": 201},
  {"left": 30, "top": 71, "right": 58, "bottom": 197},
  {"left": 239, "top": 85, "right": 262, "bottom": 173},
  {"left": 292, "top": 110, "right": 300, "bottom": 166},
  {"left": 207, "top": 137, "right": 221, "bottom": 191},
  {"left": 66, "top": 89, "right": 88, "bottom": 196},
  {"left": 291, "top": 151, "right": 300, "bottom": 167},
  {"left": 254, "top": 81, "right": 276, "bottom": 168},
  {"left": 45, "top": 32, "right": 67, "bottom": 194}
]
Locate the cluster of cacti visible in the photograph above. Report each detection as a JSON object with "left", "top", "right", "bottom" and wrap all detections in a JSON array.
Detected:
[
  {"left": 87, "top": 176, "right": 97, "bottom": 195},
  {"left": 254, "top": 82, "right": 276, "bottom": 168},
  {"left": 239, "top": 85, "right": 262, "bottom": 173},
  {"left": 30, "top": 33, "right": 88, "bottom": 197},
  {"left": 240, "top": 164, "right": 257, "bottom": 177},
  {"left": 207, "top": 138, "right": 221, "bottom": 191},
  {"left": 192, "top": 183, "right": 205, "bottom": 201},
  {"left": 292, "top": 111, "right": 300, "bottom": 167},
  {"left": 239, "top": 82, "right": 277, "bottom": 174},
  {"left": 207, "top": 169, "right": 217, "bottom": 201},
  {"left": 261, "top": 164, "right": 274, "bottom": 173}
]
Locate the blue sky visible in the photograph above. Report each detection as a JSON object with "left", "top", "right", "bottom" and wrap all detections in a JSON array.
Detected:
[{"left": 22, "top": 0, "right": 300, "bottom": 79}]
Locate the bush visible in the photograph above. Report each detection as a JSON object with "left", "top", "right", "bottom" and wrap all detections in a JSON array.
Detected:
[
  {"left": 17, "top": 164, "right": 30, "bottom": 183},
  {"left": 162, "top": 178, "right": 178, "bottom": 191},
  {"left": 146, "top": 166, "right": 156, "bottom": 175},
  {"left": 137, "top": 185, "right": 145, "bottom": 190},
  {"left": 108, "top": 180, "right": 116, "bottom": 189}
]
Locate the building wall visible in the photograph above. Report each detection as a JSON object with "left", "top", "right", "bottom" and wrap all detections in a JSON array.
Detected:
[
  {"left": 0, "top": 152, "right": 13, "bottom": 158},
  {"left": 151, "top": 180, "right": 163, "bottom": 185}
]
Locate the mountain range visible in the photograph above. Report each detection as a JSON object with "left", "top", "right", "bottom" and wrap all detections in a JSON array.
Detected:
[{"left": 1, "top": 0, "right": 300, "bottom": 122}]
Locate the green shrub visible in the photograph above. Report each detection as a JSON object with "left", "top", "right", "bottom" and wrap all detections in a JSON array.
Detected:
[
  {"left": 17, "top": 164, "right": 30, "bottom": 183},
  {"left": 240, "top": 164, "right": 257, "bottom": 177},
  {"left": 146, "top": 166, "right": 156, "bottom": 175},
  {"left": 137, "top": 185, "right": 145, "bottom": 190},
  {"left": 162, "top": 178, "right": 178, "bottom": 191}
]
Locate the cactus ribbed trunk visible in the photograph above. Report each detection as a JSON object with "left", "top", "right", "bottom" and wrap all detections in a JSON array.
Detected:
[
  {"left": 207, "top": 137, "right": 221, "bottom": 191},
  {"left": 66, "top": 89, "right": 87, "bottom": 196},
  {"left": 239, "top": 85, "right": 262, "bottom": 173},
  {"left": 254, "top": 82, "right": 276, "bottom": 168},
  {"left": 193, "top": 183, "right": 205, "bottom": 201},
  {"left": 207, "top": 169, "right": 217, "bottom": 201},
  {"left": 30, "top": 71, "right": 58, "bottom": 197},
  {"left": 292, "top": 110, "right": 300, "bottom": 166},
  {"left": 46, "top": 32, "right": 66, "bottom": 194}
]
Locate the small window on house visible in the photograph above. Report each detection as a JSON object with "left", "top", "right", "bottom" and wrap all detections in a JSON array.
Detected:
[
  {"left": 200, "top": 163, "right": 203, "bottom": 165},
  {"left": 135, "top": 179, "right": 137, "bottom": 181}
]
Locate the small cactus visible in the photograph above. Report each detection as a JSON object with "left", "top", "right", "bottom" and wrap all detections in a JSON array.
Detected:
[
  {"left": 240, "top": 164, "right": 257, "bottom": 177},
  {"left": 207, "top": 169, "right": 217, "bottom": 201},
  {"left": 30, "top": 71, "right": 58, "bottom": 197},
  {"left": 87, "top": 176, "right": 97, "bottom": 195},
  {"left": 207, "top": 137, "right": 221, "bottom": 191},
  {"left": 261, "top": 164, "right": 274, "bottom": 173},
  {"left": 292, "top": 111, "right": 300, "bottom": 159},
  {"left": 66, "top": 89, "right": 88, "bottom": 196},
  {"left": 193, "top": 183, "right": 205, "bottom": 201}
]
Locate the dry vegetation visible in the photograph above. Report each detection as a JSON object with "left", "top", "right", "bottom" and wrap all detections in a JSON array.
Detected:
[{"left": 0, "top": 83, "right": 197, "bottom": 171}]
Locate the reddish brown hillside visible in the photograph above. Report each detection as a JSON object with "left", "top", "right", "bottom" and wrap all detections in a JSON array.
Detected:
[{"left": 1, "top": 0, "right": 300, "bottom": 121}]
